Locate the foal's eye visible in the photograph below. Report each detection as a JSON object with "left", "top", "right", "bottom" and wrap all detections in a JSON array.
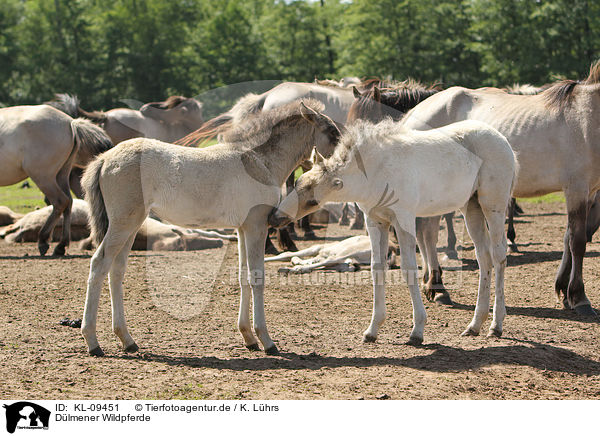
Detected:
[{"left": 332, "top": 179, "right": 343, "bottom": 189}]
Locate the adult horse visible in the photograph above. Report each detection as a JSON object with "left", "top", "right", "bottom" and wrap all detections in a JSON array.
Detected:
[
  {"left": 401, "top": 62, "right": 600, "bottom": 316},
  {"left": 269, "top": 119, "right": 517, "bottom": 343},
  {"left": 47, "top": 94, "right": 204, "bottom": 145},
  {"left": 80, "top": 100, "right": 340, "bottom": 356},
  {"left": 0, "top": 104, "right": 112, "bottom": 255}
]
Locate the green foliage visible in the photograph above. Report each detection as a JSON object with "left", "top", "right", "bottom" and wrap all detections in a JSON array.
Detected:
[{"left": 1, "top": 0, "right": 600, "bottom": 109}]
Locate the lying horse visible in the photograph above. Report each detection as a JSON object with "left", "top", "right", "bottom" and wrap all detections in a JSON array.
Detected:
[
  {"left": 0, "top": 104, "right": 112, "bottom": 255},
  {"left": 80, "top": 100, "right": 340, "bottom": 356},
  {"left": 270, "top": 119, "right": 517, "bottom": 344},
  {"left": 266, "top": 235, "right": 397, "bottom": 274}
]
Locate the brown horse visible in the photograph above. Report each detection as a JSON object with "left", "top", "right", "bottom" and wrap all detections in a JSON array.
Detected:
[{"left": 0, "top": 104, "right": 112, "bottom": 255}]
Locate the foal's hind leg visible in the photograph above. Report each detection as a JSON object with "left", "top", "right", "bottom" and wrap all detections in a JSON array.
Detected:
[
  {"left": 109, "top": 233, "right": 138, "bottom": 352},
  {"left": 420, "top": 216, "right": 452, "bottom": 305},
  {"left": 444, "top": 212, "right": 458, "bottom": 259},
  {"left": 82, "top": 224, "right": 141, "bottom": 356},
  {"left": 52, "top": 160, "right": 75, "bottom": 256},
  {"left": 237, "top": 228, "right": 259, "bottom": 350},
  {"left": 460, "top": 198, "right": 493, "bottom": 336}
]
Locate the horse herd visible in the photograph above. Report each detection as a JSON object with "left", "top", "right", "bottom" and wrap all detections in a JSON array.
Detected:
[{"left": 2, "top": 62, "right": 600, "bottom": 357}]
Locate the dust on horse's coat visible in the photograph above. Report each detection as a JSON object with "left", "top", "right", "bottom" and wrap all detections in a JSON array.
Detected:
[
  {"left": 265, "top": 235, "right": 397, "bottom": 274},
  {"left": 270, "top": 119, "right": 517, "bottom": 344},
  {"left": 47, "top": 94, "right": 204, "bottom": 144},
  {"left": 0, "top": 104, "right": 112, "bottom": 255},
  {"left": 401, "top": 61, "right": 600, "bottom": 316},
  {"left": 80, "top": 99, "right": 340, "bottom": 357}
]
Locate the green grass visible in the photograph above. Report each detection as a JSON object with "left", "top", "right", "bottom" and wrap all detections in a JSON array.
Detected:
[
  {"left": 0, "top": 179, "right": 46, "bottom": 213},
  {"left": 517, "top": 192, "right": 565, "bottom": 204}
]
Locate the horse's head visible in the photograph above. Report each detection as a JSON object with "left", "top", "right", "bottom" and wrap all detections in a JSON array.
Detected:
[
  {"left": 269, "top": 148, "right": 344, "bottom": 228},
  {"left": 140, "top": 97, "right": 203, "bottom": 127},
  {"left": 299, "top": 100, "right": 341, "bottom": 158}
]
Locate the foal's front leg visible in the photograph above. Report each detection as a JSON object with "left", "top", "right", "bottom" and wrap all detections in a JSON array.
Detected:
[
  {"left": 363, "top": 217, "right": 390, "bottom": 342},
  {"left": 243, "top": 225, "right": 278, "bottom": 355},
  {"left": 237, "top": 228, "right": 259, "bottom": 350}
]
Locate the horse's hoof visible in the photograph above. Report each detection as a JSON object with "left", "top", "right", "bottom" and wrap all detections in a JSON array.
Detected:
[
  {"left": 350, "top": 222, "right": 364, "bottom": 230},
  {"left": 125, "top": 343, "right": 139, "bottom": 353},
  {"left": 507, "top": 244, "right": 519, "bottom": 254},
  {"left": 303, "top": 231, "right": 317, "bottom": 240},
  {"left": 434, "top": 293, "right": 453, "bottom": 306},
  {"left": 487, "top": 328, "right": 502, "bottom": 338},
  {"left": 52, "top": 245, "right": 66, "bottom": 257},
  {"left": 574, "top": 304, "right": 597, "bottom": 318},
  {"left": 38, "top": 242, "right": 49, "bottom": 256},
  {"left": 89, "top": 346, "right": 105, "bottom": 357},
  {"left": 406, "top": 336, "right": 423, "bottom": 346},
  {"left": 246, "top": 343, "right": 260, "bottom": 351},
  {"left": 561, "top": 297, "right": 571, "bottom": 310},
  {"left": 339, "top": 218, "right": 350, "bottom": 226},
  {"left": 265, "top": 345, "right": 279, "bottom": 356},
  {"left": 461, "top": 327, "right": 479, "bottom": 337},
  {"left": 363, "top": 334, "right": 377, "bottom": 343}
]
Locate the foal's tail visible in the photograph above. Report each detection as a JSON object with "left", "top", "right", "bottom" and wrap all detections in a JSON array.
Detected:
[
  {"left": 81, "top": 157, "right": 109, "bottom": 245},
  {"left": 71, "top": 118, "right": 113, "bottom": 163}
]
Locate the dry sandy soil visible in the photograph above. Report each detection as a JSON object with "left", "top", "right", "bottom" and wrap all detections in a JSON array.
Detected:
[{"left": 1, "top": 201, "right": 599, "bottom": 400}]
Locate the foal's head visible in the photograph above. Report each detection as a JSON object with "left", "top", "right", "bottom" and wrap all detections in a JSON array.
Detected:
[
  {"left": 298, "top": 101, "right": 342, "bottom": 158},
  {"left": 268, "top": 148, "right": 345, "bottom": 228}
]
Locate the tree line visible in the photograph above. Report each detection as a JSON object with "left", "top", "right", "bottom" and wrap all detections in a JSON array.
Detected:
[{"left": 0, "top": 0, "right": 598, "bottom": 111}]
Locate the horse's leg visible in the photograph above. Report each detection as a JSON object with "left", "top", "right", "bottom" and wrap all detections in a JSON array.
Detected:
[
  {"left": 300, "top": 215, "right": 316, "bottom": 240},
  {"left": 416, "top": 218, "right": 429, "bottom": 286},
  {"left": 339, "top": 203, "right": 351, "bottom": 226},
  {"left": 561, "top": 192, "right": 595, "bottom": 316},
  {"left": 585, "top": 192, "right": 600, "bottom": 242},
  {"left": 82, "top": 226, "right": 139, "bottom": 356},
  {"left": 52, "top": 160, "right": 74, "bottom": 256},
  {"left": 69, "top": 167, "right": 85, "bottom": 199},
  {"left": 363, "top": 217, "right": 389, "bottom": 343},
  {"left": 237, "top": 228, "right": 259, "bottom": 350},
  {"left": 506, "top": 198, "right": 518, "bottom": 253},
  {"left": 460, "top": 198, "right": 493, "bottom": 336},
  {"left": 421, "top": 216, "right": 452, "bottom": 305},
  {"left": 30, "top": 177, "right": 71, "bottom": 256},
  {"left": 350, "top": 204, "right": 365, "bottom": 230},
  {"left": 393, "top": 223, "right": 426, "bottom": 345},
  {"left": 444, "top": 212, "right": 458, "bottom": 259},
  {"left": 243, "top": 223, "right": 277, "bottom": 354},
  {"left": 480, "top": 208, "right": 508, "bottom": 337},
  {"left": 555, "top": 227, "right": 572, "bottom": 308},
  {"left": 108, "top": 233, "right": 138, "bottom": 352},
  {"left": 276, "top": 228, "right": 298, "bottom": 252},
  {"left": 265, "top": 233, "right": 279, "bottom": 255},
  {"left": 265, "top": 244, "right": 323, "bottom": 263}
]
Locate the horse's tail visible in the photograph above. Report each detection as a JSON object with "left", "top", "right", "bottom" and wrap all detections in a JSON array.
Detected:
[
  {"left": 174, "top": 112, "right": 233, "bottom": 146},
  {"left": 71, "top": 118, "right": 113, "bottom": 163},
  {"left": 47, "top": 93, "right": 108, "bottom": 124},
  {"left": 81, "top": 157, "right": 109, "bottom": 245}
]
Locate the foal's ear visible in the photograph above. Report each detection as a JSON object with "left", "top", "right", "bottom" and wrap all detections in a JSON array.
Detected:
[
  {"left": 352, "top": 86, "right": 362, "bottom": 99},
  {"left": 373, "top": 86, "right": 381, "bottom": 102},
  {"left": 300, "top": 101, "right": 319, "bottom": 124},
  {"left": 310, "top": 147, "right": 325, "bottom": 165}
]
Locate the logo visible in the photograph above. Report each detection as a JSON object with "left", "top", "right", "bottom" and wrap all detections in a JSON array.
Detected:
[{"left": 3, "top": 402, "right": 50, "bottom": 434}]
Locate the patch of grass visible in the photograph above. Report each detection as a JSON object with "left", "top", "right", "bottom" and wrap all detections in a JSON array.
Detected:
[
  {"left": 0, "top": 179, "right": 46, "bottom": 213},
  {"left": 518, "top": 192, "right": 565, "bottom": 204}
]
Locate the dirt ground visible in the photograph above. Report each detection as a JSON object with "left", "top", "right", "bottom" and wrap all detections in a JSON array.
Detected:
[{"left": 1, "top": 201, "right": 599, "bottom": 400}]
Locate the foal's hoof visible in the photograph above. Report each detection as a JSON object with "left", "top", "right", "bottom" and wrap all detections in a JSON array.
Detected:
[
  {"left": 444, "top": 250, "right": 459, "bottom": 260},
  {"left": 52, "top": 245, "right": 66, "bottom": 257},
  {"left": 487, "top": 328, "right": 502, "bottom": 338},
  {"left": 265, "top": 345, "right": 280, "bottom": 356},
  {"left": 89, "top": 346, "right": 105, "bottom": 357},
  {"left": 574, "top": 304, "right": 598, "bottom": 318},
  {"left": 461, "top": 327, "right": 479, "bottom": 337},
  {"left": 434, "top": 292, "right": 453, "bottom": 306},
  {"left": 507, "top": 243, "right": 519, "bottom": 254},
  {"left": 38, "top": 242, "right": 49, "bottom": 256},
  {"left": 406, "top": 336, "right": 423, "bottom": 346},
  {"left": 363, "top": 334, "right": 377, "bottom": 343},
  {"left": 246, "top": 343, "right": 261, "bottom": 352},
  {"left": 125, "top": 343, "right": 139, "bottom": 353}
]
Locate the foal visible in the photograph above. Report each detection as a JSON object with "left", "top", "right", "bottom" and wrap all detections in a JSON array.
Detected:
[{"left": 80, "top": 100, "right": 340, "bottom": 356}]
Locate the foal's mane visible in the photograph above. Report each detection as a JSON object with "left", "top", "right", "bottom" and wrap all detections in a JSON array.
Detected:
[
  {"left": 544, "top": 60, "right": 600, "bottom": 109},
  {"left": 220, "top": 99, "right": 326, "bottom": 150}
]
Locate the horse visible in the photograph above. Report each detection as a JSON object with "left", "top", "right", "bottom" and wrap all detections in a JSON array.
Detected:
[
  {"left": 269, "top": 119, "right": 517, "bottom": 344},
  {"left": 346, "top": 83, "right": 458, "bottom": 304},
  {"left": 80, "top": 99, "right": 340, "bottom": 357},
  {"left": 47, "top": 94, "right": 204, "bottom": 145},
  {"left": 0, "top": 104, "right": 112, "bottom": 255},
  {"left": 400, "top": 61, "right": 600, "bottom": 317}
]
